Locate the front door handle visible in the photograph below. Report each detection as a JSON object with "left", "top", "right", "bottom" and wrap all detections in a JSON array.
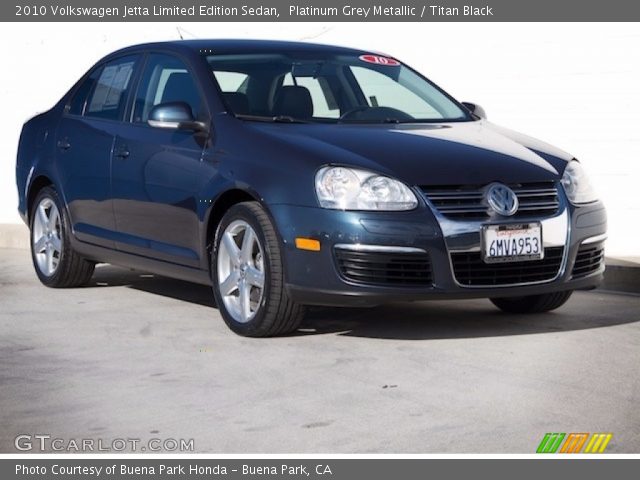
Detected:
[
  {"left": 57, "top": 138, "right": 71, "bottom": 151},
  {"left": 115, "top": 147, "right": 130, "bottom": 159}
]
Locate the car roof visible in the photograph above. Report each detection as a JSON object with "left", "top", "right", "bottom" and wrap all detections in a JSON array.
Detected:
[{"left": 105, "top": 39, "right": 375, "bottom": 59}]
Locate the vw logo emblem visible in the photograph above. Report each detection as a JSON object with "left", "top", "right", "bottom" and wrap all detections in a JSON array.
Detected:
[{"left": 486, "top": 183, "right": 519, "bottom": 216}]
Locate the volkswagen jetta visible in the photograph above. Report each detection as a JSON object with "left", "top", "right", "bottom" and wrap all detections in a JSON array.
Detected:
[{"left": 16, "top": 40, "right": 607, "bottom": 336}]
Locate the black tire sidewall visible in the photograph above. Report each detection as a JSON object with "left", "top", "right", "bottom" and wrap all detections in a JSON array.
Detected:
[
  {"left": 211, "top": 203, "right": 275, "bottom": 336},
  {"left": 491, "top": 290, "right": 573, "bottom": 314}
]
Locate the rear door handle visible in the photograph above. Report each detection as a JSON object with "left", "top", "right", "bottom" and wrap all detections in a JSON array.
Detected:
[
  {"left": 57, "top": 138, "right": 71, "bottom": 151},
  {"left": 115, "top": 147, "right": 130, "bottom": 159}
]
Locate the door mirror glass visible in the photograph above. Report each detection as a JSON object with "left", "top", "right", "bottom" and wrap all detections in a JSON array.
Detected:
[
  {"left": 148, "top": 102, "right": 207, "bottom": 131},
  {"left": 461, "top": 102, "right": 487, "bottom": 119}
]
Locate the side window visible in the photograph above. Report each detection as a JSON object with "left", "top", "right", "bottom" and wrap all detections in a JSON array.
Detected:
[
  {"left": 85, "top": 55, "right": 137, "bottom": 121},
  {"left": 350, "top": 66, "right": 440, "bottom": 119},
  {"left": 282, "top": 73, "right": 339, "bottom": 118},
  {"left": 68, "top": 68, "right": 101, "bottom": 116},
  {"left": 133, "top": 54, "right": 204, "bottom": 123}
]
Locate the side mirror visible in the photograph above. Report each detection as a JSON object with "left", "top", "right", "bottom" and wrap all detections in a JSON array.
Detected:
[
  {"left": 462, "top": 102, "right": 487, "bottom": 120},
  {"left": 148, "top": 102, "right": 207, "bottom": 132}
]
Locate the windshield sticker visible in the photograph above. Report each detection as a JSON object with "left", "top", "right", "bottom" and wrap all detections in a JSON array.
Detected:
[{"left": 359, "top": 55, "right": 400, "bottom": 66}]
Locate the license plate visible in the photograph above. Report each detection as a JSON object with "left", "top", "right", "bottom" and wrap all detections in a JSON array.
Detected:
[{"left": 482, "top": 223, "right": 543, "bottom": 263}]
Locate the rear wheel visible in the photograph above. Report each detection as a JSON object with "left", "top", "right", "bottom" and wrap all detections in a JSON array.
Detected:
[
  {"left": 30, "top": 186, "right": 95, "bottom": 287},
  {"left": 211, "top": 201, "right": 305, "bottom": 337},
  {"left": 490, "top": 291, "right": 573, "bottom": 314}
]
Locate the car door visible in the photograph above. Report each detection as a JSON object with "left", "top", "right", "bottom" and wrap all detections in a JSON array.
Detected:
[
  {"left": 111, "top": 52, "right": 210, "bottom": 267},
  {"left": 56, "top": 55, "right": 140, "bottom": 248}
]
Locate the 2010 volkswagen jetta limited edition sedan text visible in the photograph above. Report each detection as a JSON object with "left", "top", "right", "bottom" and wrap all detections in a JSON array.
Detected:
[{"left": 16, "top": 40, "right": 607, "bottom": 336}]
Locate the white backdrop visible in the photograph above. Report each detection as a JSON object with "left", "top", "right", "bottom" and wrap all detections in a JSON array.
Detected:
[{"left": 1, "top": 23, "right": 638, "bottom": 256}]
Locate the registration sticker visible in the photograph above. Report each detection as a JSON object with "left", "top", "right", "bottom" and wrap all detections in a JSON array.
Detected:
[{"left": 359, "top": 55, "right": 401, "bottom": 66}]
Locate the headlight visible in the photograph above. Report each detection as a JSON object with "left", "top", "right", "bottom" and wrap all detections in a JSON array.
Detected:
[
  {"left": 561, "top": 160, "right": 598, "bottom": 204},
  {"left": 315, "top": 166, "right": 418, "bottom": 211}
]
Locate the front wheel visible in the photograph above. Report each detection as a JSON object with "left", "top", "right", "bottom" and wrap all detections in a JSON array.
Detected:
[
  {"left": 490, "top": 291, "right": 573, "bottom": 314},
  {"left": 211, "top": 201, "right": 305, "bottom": 337}
]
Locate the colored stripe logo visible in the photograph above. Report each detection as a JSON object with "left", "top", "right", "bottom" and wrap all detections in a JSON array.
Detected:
[
  {"left": 584, "top": 433, "right": 613, "bottom": 453},
  {"left": 537, "top": 433, "right": 565, "bottom": 453},
  {"left": 537, "top": 433, "right": 612, "bottom": 453}
]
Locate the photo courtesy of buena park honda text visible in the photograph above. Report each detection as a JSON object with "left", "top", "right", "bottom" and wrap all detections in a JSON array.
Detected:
[{"left": 0, "top": 0, "right": 638, "bottom": 478}]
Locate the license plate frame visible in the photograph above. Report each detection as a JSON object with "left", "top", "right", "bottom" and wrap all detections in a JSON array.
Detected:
[{"left": 482, "top": 223, "right": 543, "bottom": 263}]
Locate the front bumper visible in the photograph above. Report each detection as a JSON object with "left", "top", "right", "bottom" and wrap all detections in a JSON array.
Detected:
[{"left": 270, "top": 195, "right": 607, "bottom": 307}]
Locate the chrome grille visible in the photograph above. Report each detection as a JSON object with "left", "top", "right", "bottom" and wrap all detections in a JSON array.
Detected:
[{"left": 422, "top": 182, "right": 560, "bottom": 220}]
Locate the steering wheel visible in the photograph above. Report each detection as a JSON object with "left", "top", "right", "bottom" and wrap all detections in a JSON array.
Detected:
[{"left": 339, "top": 106, "right": 371, "bottom": 121}]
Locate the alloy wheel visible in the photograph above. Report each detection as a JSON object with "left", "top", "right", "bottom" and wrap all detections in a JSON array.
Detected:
[
  {"left": 216, "top": 220, "right": 266, "bottom": 323},
  {"left": 32, "top": 197, "right": 62, "bottom": 276}
]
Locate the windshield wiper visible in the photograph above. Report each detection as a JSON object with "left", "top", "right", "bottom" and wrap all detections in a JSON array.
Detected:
[
  {"left": 272, "top": 115, "right": 309, "bottom": 123},
  {"left": 396, "top": 118, "right": 466, "bottom": 124},
  {"left": 235, "top": 114, "right": 309, "bottom": 124},
  {"left": 338, "top": 118, "right": 402, "bottom": 125}
]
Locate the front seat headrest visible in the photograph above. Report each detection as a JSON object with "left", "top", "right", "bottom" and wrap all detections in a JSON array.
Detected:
[{"left": 272, "top": 86, "right": 313, "bottom": 119}]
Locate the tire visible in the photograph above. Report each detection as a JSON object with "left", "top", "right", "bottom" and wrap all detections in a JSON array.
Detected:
[
  {"left": 211, "top": 201, "right": 305, "bottom": 337},
  {"left": 490, "top": 290, "right": 573, "bottom": 314},
  {"left": 29, "top": 186, "right": 95, "bottom": 288}
]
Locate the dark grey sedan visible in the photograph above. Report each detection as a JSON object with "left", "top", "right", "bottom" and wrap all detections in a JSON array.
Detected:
[{"left": 16, "top": 40, "right": 606, "bottom": 336}]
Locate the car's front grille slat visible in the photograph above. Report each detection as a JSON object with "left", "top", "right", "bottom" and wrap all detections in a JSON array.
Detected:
[
  {"left": 428, "top": 194, "right": 484, "bottom": 201},
  {"left": 422, "top": 182, "right": 560, "bottom": 220},
  {"left": 572, "top": 243, "right": 604, "bottom": 278},
  {"left": 451, "top": 247, "right": 564, "bottom": 286},
  {"left": 335, "top": 249, "right": 433, "bottom": 287},
  {"left": 514, "top": 188, "right": 557, "bottom": 196},
  {"left": 516, "top": 201, "right": 559, "bottom": 209},
  {"left": 433, "top": 205, "right": 489, "bottom": 213}
]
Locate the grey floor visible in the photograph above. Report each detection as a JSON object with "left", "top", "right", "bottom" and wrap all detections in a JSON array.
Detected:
[{"left": 1, "top": 248, "right": 638, "bottom": 453}]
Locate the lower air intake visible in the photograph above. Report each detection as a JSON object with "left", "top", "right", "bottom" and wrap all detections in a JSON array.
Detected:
[
  {"left": 334, "top": 249, "right": 432, "bottom": 287},
  {"left": 451, "top": 247, "right": 564, "bottom": 286}
]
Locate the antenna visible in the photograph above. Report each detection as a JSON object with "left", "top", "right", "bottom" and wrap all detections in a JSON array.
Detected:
[{"left": 175, "top": 26, "right": 198, "bottom": 40}]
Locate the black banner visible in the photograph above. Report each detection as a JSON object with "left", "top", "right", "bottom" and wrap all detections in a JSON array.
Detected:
[
  {"left": 3, "top": 459, "right": 639, "bottom": 479},
  {"left": 6, "top": 0, "right": 640, "bottom": 22}
]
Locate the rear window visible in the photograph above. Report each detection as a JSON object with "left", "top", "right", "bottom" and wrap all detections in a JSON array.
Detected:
[{"left": 84, "top": 56, "right": 137, "bottom": 121}]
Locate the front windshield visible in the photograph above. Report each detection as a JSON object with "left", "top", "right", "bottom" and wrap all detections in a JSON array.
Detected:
[{"left": 205, "top": 53, "right": 471, "bottom": 124}]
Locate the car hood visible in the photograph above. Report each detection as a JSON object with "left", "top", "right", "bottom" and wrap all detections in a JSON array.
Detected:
[{"left": 247, "top": 120, "right": 572, "bottom": 186}]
